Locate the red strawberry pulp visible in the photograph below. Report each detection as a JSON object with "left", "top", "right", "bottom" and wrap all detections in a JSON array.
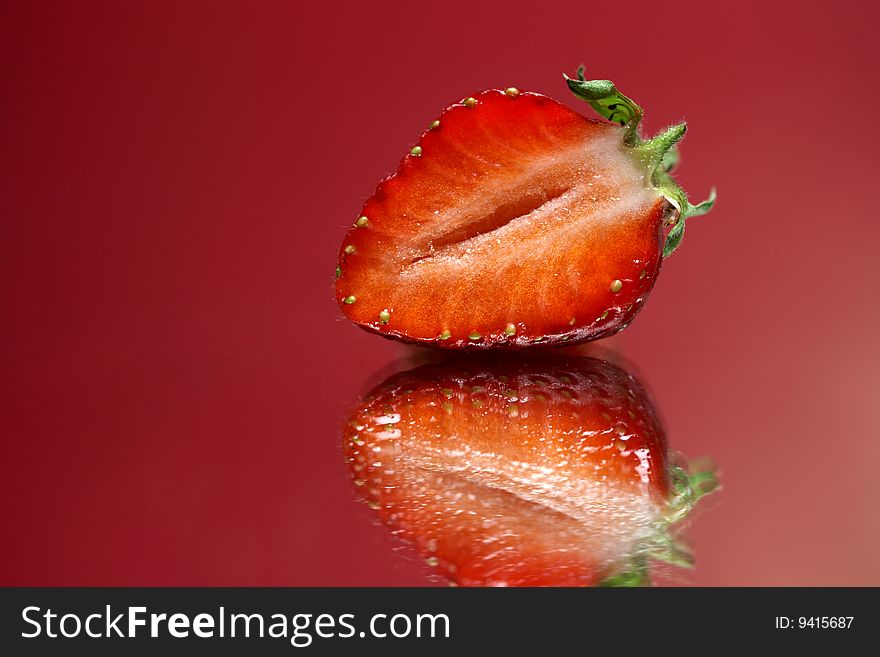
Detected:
[
  {"left": 336, "top": 88, "right": 668, "bottom": 348},
  {"left": 343, "top": 354, "right": 714, "bottom": 586}
]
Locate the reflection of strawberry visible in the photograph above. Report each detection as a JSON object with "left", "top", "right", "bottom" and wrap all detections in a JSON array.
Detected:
[
  {"left": 335, "top": 69, "right": 714, "bottom": 348},
  {"left": 343, "top": 355, "right": 715, "bottom": 586}
]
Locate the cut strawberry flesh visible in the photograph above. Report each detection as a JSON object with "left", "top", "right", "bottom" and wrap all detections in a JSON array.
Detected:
[
  {"left": 336, "top": 90, "right": 667, "bottom": 348},
  {"left": 344, "top": 355, "right": 672, "bottom": 586}
]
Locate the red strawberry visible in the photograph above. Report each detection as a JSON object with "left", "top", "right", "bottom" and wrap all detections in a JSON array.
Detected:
[
  {"left": 335, "top": 69, "right": 714, "bottom": 348},
  {"left": 343, "top": 354, "right": 716, "bottom": 587}
]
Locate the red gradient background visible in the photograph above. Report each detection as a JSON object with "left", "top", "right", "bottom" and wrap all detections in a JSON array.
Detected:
[{"left": 2, "top": 1, "right": 879, "bottom": 585}]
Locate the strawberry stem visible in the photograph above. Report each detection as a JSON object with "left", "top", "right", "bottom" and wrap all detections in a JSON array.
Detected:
[{"left": 564, "top": 66, "right": 716, "bottom": 257}]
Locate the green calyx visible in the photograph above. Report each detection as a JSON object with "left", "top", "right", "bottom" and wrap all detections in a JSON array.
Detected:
[
  {"left": 597, "top": 463, "right": 719, "bottom": 587},
  {"left": 666, "top": 464, "right": 720, "bottom": 525},
  {"left": 564, "top": 65, "right": 716, "bottom": 257},
  {"left": 598, "top": 558, "right": 650, "bottom": 587}
]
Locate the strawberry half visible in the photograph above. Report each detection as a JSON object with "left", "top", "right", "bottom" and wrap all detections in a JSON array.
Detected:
[
  {"left": 335, "top": 68, "right": 714, "bottom": 348},
  {"left": 343, "top": 354, "right": 716, "bottom": 587}
]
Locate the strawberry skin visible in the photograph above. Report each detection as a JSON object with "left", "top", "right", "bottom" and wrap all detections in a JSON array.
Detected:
[
  {"left": 335, "top": 74, "right": 714, "bottom": 349},
  {"left": 343, "top": 354, "right": 714, "bottom": 587}
]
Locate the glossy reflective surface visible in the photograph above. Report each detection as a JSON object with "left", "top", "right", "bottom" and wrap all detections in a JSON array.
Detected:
[
  {"left": 3, "top": 1, "right": 880, "bottom": 585},
  {"left": 342, "top": 352, "right": 715, "bottom": 587}
]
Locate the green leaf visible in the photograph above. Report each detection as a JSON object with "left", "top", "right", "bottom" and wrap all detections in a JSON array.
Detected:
[
  {"left": 660, "top": 144, "right": 680, "bottom": 172},
  {"left": 660, "top": 187, "right": 717, "bottom": 258},
  {"left": 564, "top": 66, "right": 643, "bottom": 144},
  {"left": 637, "top": 123, "right": 687, "bottom": 170},
  {"left": 663, "top": 219, "right": 686, "bottom": 258},
  {"left": 666, "top": 464, "right": 720, "bottom": 524},
  {"left": 598, "top": 559, "right": 650, "bottom": 587},
  {"left": 689, "top": 188, "right": 717, "bottom": 217},
  {"left": 644, "top": 533, "right": 695, "bottom": 569}
]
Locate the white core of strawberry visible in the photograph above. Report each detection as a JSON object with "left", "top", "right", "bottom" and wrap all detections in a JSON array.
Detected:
[
  {"left": 397, "top": 128, "right": 658, "bottom": 273},
  {"left": 379, "top": 436, "right": 664, "bottom": 585},
  {"left": 566, "top": 68, "right": 716, "bottom": 257}
]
